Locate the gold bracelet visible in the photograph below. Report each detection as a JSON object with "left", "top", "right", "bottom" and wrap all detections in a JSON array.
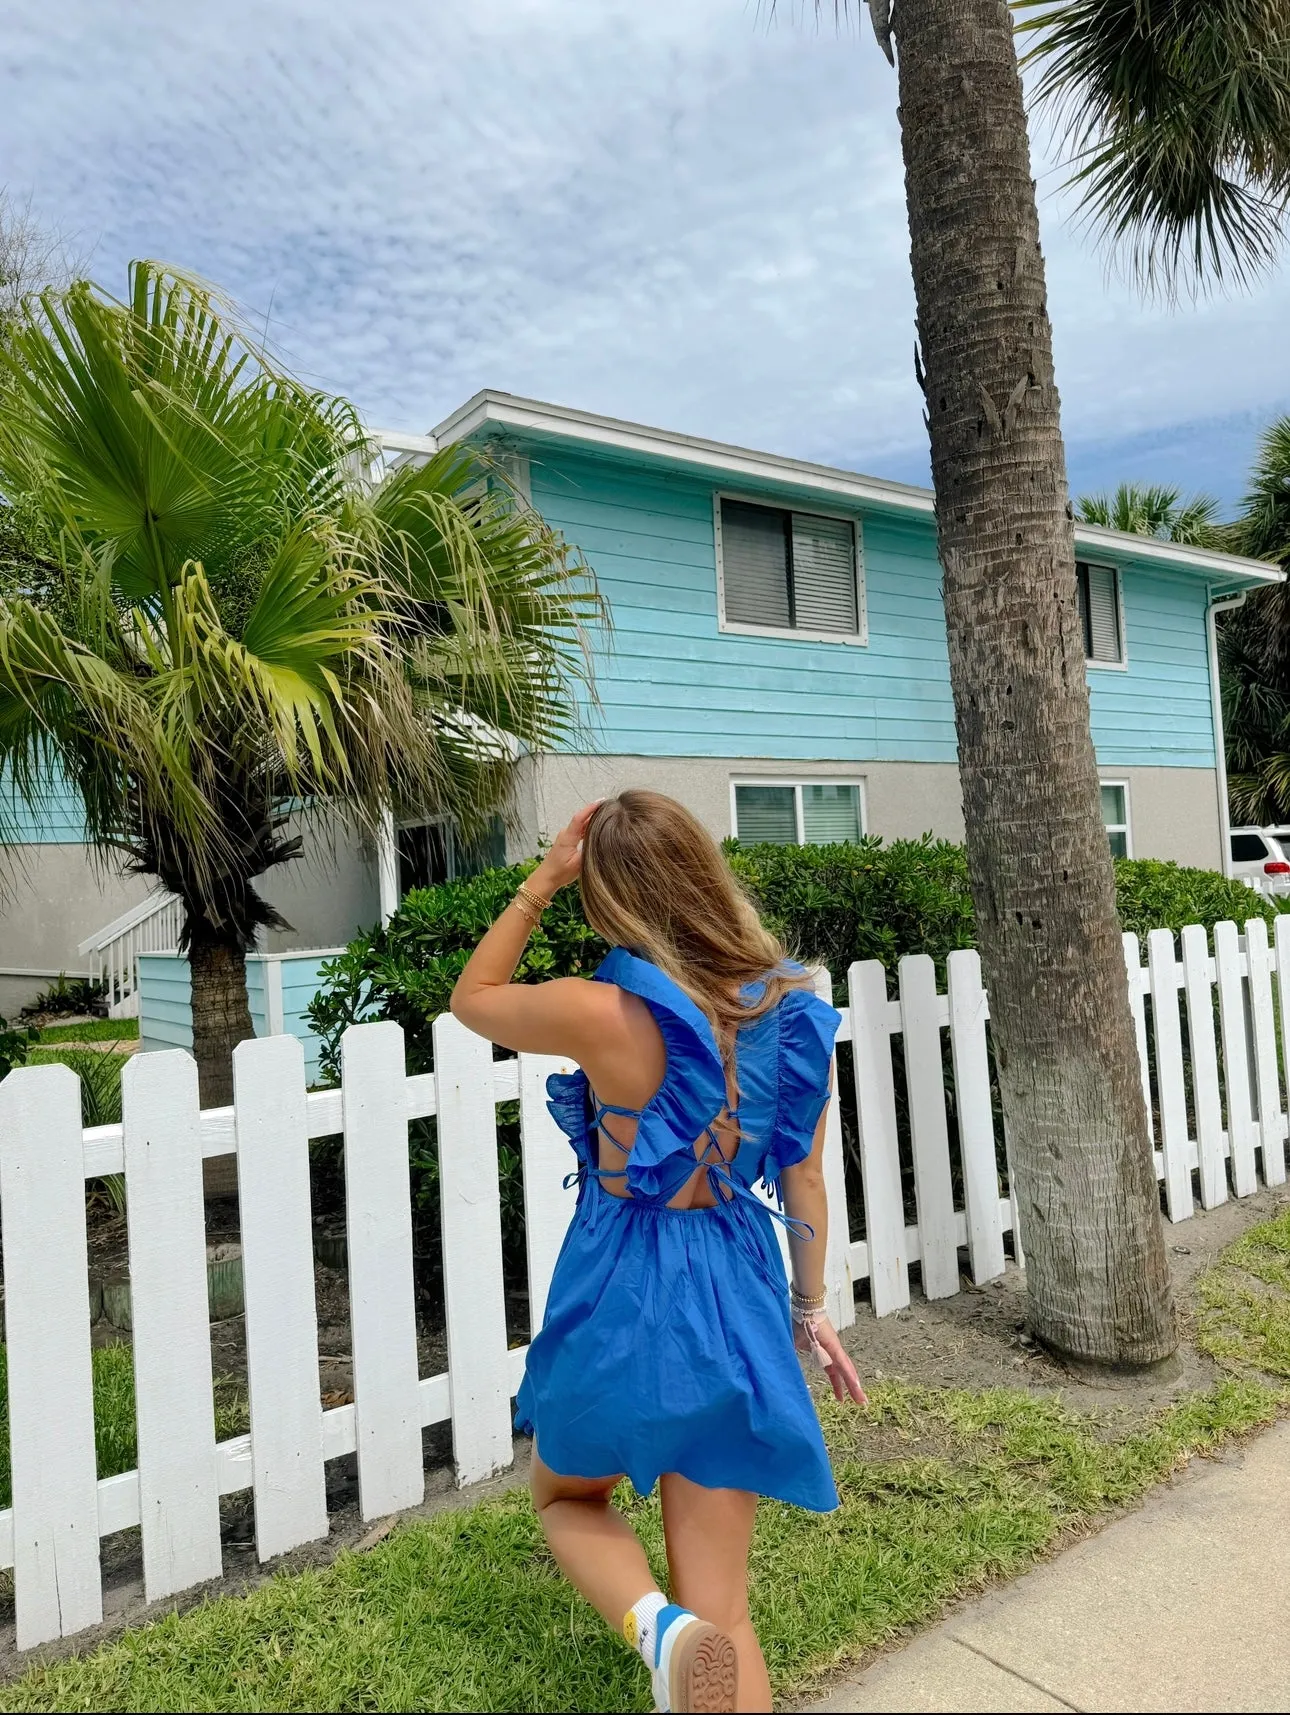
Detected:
[
  {"left": 512, "top": 895, "right": 543, "bottom": 929},
  {"left": 516, "top": 882, "right": 551, "bottom": 917},
  {"left": 790, "top": 1285, "right": 827, "bottom": 1310}
]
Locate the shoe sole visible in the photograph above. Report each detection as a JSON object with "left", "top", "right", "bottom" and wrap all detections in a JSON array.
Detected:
[{"left": 670, "top": 1620, "right": 738, "bottom": 1713}]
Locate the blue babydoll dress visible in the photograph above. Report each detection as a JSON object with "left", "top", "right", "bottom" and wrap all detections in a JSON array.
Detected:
[{"left": 514, "top": 946, "right": 842, "bottom": 1512}]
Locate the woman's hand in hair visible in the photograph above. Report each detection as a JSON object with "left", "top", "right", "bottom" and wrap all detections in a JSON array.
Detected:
[
  {"left": 794, "top": 1315, "right": 868, "bottom": 1406},
  {"left": 531, "top": 802, "right": 600, "bottom": 896}
]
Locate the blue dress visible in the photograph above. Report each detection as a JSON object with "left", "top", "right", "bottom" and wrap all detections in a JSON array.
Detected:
[{"left": 515, "top": 947, "right": 842, "bottom": 1512}]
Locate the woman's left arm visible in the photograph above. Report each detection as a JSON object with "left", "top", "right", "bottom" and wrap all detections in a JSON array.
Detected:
[{"left": 450, "top": 805, "right": 609, "bottom": 1056}]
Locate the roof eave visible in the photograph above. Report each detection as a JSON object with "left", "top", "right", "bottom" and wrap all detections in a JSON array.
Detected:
[{"left": 416, "top": 391, "right": 1284, "bottom": 587}]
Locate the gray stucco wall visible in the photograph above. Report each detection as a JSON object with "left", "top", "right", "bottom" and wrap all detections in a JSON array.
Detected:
[
  {"left": 510, "top": 754, "right": 1224, "bottom": 872},
  {"left": 0, "top": 848, "right": 152, "bottom": 1017},
  {"left": 0, "top": 816, "right": 381, "bottom": 1018}
]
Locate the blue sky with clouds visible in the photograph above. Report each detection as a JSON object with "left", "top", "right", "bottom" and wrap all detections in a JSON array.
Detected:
[{"left": 4, "top": 0, "right": 1289, "bottom": 511}]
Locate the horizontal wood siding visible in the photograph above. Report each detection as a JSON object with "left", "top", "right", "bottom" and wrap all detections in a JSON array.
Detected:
[
  {"left": 139, "top": 953, "right": 331, "bottom": 1083},
  {"left": 0, "top": 770, "right": 88, "bottom": 843},
  {"left": 1087, "top": 569, "right": 1216, "bottom": 768},
  {"left": 530, "top": 449, "right": 1216, "bottom": 769}
]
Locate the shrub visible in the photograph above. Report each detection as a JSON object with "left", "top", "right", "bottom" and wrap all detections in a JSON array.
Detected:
[
  {"left": 1111, "top": 858, "right": 1282, "bottom": 940},
  {"left": 0, "top": 1017, "right": 34, "bottom": 1080},
  {"left": 308, "top": 864, "right": 607, "bottom": 1084},
  {"left": 309, "top": 842, "right": 1282, "bottom": 1059},
  {"left": 728, "top": 837, "right": 976, "bottom": 1002},
  {"left": 18, "top": 973, "right": 108, "bottom": 1021}
]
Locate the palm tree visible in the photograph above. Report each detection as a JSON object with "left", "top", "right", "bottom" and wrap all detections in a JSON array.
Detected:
[
  {"left": 796, "top": 0, "right": 1290, "bottom": 1364},
  {"left": 1220, "top": 417, "right": 1290, "bottom": 823},
  {"left": 0, "top": 265, "right": 597, "bottom": 1117},
  {"left": 1076, "top": 481, "right": 1223, "bottom": 546}
]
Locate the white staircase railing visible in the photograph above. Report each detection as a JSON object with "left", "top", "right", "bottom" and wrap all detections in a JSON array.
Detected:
[{"left": 77, "top": 891, "right": 183, "bottom": 1017}]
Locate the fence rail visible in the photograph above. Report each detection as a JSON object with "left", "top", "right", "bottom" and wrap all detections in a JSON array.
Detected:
[{"left": 2, "top": 924, "right": 1288, "bottom": 1649}]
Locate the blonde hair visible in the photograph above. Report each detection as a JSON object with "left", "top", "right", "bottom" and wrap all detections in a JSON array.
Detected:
[{"left": 579, "top": 789, "right": 807, "bottom": 1050}]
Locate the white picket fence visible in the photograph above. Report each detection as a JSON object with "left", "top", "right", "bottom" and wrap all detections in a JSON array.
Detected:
[{"left": 1, "top": 925, "right": 1287, "bottom": 1650}]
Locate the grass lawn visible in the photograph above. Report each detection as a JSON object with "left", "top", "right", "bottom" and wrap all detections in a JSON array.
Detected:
[
  {"left": 35, "top": 1020, "right": 140, "bottom": 1045},
  {"left": 4, "top": 1211, "right": 1290, "bottom": 1714}
]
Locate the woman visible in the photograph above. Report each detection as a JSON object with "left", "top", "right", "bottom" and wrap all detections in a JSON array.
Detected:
[{"left": 451, "top": 791, "right": 866, "bottom": 1714}]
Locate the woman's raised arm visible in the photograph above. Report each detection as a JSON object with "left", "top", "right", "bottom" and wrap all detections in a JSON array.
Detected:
[{"left": 450, "top": 804, "right": 611, "bottom": 1057}]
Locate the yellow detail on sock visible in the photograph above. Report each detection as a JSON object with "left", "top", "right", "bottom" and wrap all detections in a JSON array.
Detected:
[{"left": 623, "top": 1611, "right": 638, "bottom": 1649}]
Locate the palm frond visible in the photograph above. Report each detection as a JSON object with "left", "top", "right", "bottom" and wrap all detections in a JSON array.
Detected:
[{"left": 1016, "top": 0, "right": 1290, "bottom": 293}]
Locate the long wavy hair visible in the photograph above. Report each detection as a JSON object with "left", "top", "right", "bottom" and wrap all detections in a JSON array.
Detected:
[{"left": 579, "top": 789, "right": 807, "bottom": 1050}]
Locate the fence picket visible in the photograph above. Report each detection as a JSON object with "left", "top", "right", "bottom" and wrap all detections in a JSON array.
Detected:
[
  {"left": 1276, "top": 916, "right": 1290, "bottom": 1176},
  {"left": 946, "top": 950, "right": 1005, "bottom": 1284},
  {"left": 813, "top": 967, "right": 856, "bottom": 1329},
  {"left": 1181, "top": 924, "right": 1226, "bottom": 1208},
  {"left": 234, "top": 1035, "right": 329, "bottom": 1560},
  {"left": 0, "top": 1066, "right": 102, "bottom": 1648},
  {"left": 342, "top": 1023, "right": 425, "bottom": 1520},
  {"left": 1147, "top": 930, "right": 1193, "bottom": 1221},
  {"left": 1123, "top": 934, "right": 1155, "bottom": 1152},
  {"left": 518, "top": 1054, "right": 580, "bottom": 1334},
  {"left": 898, "top": 956, "right": 960, "bottom": 1299},
  {"left": 1245, "top": 918, "right": 1286, "bottom": 1186},
  {"left": 1214, "top": 920, "right": 1259, "bottom": 1197},
  {"left": 849, "top": 961, "right": 909, "bottom": 1314},
  {"left": 433, "top": 1015, "right": 514, "bottom": 1485},
  {"left": 122, "top": 1053, "right": 222, "bottom": 1600}
]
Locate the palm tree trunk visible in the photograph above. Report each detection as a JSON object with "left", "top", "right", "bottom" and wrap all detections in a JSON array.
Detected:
[
  {"left": 189, "top": 933, "right": 252, "bottom": 1198},
  {"left": 892, "top": 0, "right": 1175, "bottom": 1364}
]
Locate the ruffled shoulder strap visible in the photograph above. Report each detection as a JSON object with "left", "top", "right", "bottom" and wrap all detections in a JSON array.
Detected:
[
  {"left": 760, "top": 985, "right": 842, "bottom": 1187},
  {"left": 593, "top": 947, "right": 729, "bottom": 1202}
]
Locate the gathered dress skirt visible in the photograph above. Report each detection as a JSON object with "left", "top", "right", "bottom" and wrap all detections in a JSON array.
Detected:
[{"left": 515, "top": 1177, "right": 839, "bottom": 1513}]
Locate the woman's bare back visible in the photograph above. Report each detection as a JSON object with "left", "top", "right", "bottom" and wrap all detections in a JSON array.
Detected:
[{"left": 587, "top": 983, "right": 739, "bottom": 1209}]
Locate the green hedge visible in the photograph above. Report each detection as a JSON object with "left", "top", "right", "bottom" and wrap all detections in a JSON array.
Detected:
[{"left": 308, "top": 840, "right": 1280, "bottom": 1070}]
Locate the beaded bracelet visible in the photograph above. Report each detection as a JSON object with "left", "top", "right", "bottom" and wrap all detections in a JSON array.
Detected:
[{"left": 515, "top": 883, "right": 551, "bottom": 918}]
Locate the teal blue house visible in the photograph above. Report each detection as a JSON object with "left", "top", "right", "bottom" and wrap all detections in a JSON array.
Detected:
[
  {"left": 389, "top": 391, "right": 1279, "bottom": 890},
  {"left": 1, "top": 388, "right": 1280, "bottom": 1025}
]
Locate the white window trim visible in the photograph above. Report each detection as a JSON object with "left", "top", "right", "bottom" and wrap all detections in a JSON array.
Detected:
[
  {"left": 1100, "top": 778, "right": 1133, "bottom": 858},
  {"left": 1080, "top": 559, "right": 1129, "bottom": 672},
  {"left": 714, "top": 490, "right": 868, "bottom": 647},
  {"left": 729, "top": 776, "right": 868, "bottom": 845}
]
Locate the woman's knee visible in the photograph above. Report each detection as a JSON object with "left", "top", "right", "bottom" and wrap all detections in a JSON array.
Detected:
[{"left": 530, "top": 1452, "right": 620, "bottom": 1514}]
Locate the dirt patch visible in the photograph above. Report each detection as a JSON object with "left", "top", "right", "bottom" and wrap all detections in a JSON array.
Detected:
[{"left": 825, "top": 1184, "right": 1290, "bottom": 1435}]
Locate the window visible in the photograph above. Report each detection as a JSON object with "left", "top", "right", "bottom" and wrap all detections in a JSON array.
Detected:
[
  {"left": 397, "top": 815, "right": 506, "bottom": 894},
  {"left": 732, "top": 780, "right": 864, "bottom": 846},
  {"left": 717, "top": 497, "right": 864, "bottom": 641},
  {"left": 1077, "top": 562, "right": 1124, "bottom": 665},
  {"left": 1231, "top": 832, "right": 1272, "bottom": 863},
  {"left": 1100, "top": 783, "right": 1131, "bottom": 858}
]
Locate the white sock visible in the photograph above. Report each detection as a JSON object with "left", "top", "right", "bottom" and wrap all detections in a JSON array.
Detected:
[{"left": 624, "top": 1590, "right": 668, "bottom": 1666}]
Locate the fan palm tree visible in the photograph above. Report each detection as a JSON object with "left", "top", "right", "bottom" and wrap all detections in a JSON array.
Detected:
[
  {"left": 1076, "top": 481, "right": 1223, "bottom": 546},
  {"left": 0, "top": 264, "right": 597, "bottom": 1115},
  {"left": 792, "top": 0, "right": 1290, "bottom": 1364},
  {"left": 1220, "top": 416, "right": 1290, "bottom": 823}
]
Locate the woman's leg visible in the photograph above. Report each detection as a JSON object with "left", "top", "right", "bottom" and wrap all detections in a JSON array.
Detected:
[
  {"left": 660, "top": 1473, "right": 770, "bottom": 1714},
  {"left": 529, "top": 1449, "right": 657, "bottom": 1629}
]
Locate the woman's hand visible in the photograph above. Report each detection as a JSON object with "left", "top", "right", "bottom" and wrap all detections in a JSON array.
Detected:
[
  {"left": 530, "top": 802, "right": 600, "bottom": 897},
  {"left": 794, "top": 1314, "right": 868, "bottom": 1406}
]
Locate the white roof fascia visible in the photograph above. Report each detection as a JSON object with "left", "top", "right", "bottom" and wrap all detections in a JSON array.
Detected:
[
  {"left": 418, "top": 391, "right": 1283, "bottom": 586},
  {"left": 430, "top": 390, "right": 937, "bottom": 517}
]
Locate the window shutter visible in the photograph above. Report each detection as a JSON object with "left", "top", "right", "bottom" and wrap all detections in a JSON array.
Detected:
[
  {"left": 791, "top": 513, "right": 859, "bottom": 634},
  {"left": 801, "top": 783, "right": 862, "bottom": 844},
  {"left": 721, "top": 501, "right": 791, "bottom": 628},
  {"left": 1080, "top": 564, "right": 1122, "bottom": 662},
  {"left": 734, "top": 785, "right": 798, "bottom": 844}
]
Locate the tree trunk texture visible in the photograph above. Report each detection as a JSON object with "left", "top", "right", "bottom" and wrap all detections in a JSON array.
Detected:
[
  {"left": 891, "top": 0, "right": 1175, "bottom": 1363},
  {"left": 189, "top": 936, "right": 252, "bottom": 1198}
]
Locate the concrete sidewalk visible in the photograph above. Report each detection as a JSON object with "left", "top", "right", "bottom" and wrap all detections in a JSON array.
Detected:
[{"left": 802, "top": 1419, "right": 1290, "bottom": 1714}]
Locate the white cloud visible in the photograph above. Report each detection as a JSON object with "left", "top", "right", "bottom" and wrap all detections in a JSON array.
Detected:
[{"left": 3, "top": 0, "right": 1287, "bottom": 505}]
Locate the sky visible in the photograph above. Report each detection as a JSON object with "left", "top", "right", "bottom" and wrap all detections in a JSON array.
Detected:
[{"left": 3, "top": 0, "right": 1288, "bottom": 512}]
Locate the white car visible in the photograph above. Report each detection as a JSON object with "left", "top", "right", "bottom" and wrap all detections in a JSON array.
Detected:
[{"left": 1229, "top": 826, "right": 1290, "bottom": 896}]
